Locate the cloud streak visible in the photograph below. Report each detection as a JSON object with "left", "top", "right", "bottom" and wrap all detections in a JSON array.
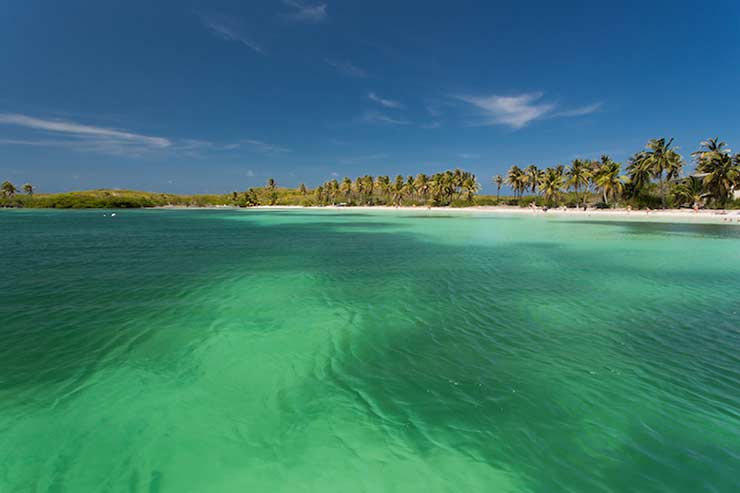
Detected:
[
  {"left": 357, "top": 110, "right": 410, "bottom": 126},
  {"left": 0, "top": 113, "right": 171, "bottom": 149},
  {"left": 242, "top": 139, "right": 292, "bottom": 154},
  {"left": 282, "top": 0, "right": 327, "bottom": 23},
  {"left": 199, "top": 13, "right": 264, "bottom": 55},
  {"left": 0, "top": 113, "right": 293, "bottom": 158},
  {"left": 456, "top": 92, "right": 601, "bottom": 129},
  {"left": 368, "top": 92, "right": 402, "bottom": 109},
  {"left": 325, "top": 59, "right": 366, "bottom": 78}
]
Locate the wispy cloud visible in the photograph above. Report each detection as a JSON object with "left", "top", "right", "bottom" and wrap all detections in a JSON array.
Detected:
[
  {"left": 553, "top": 102, "right": 603, "bottom": 117},
  {"left": 282, "top": 0, "right": 327, "bottom": 23},
  {"left": 456, "top": 93, "right": 554, "bottom": 129},
  {"left": 457, "top": 153, "right": 480, "bottom": 159},
  {"left": 0, "top": 113, "right": 275, "bottom": 158},
  {"left": 0, "top": 113, "right": 172, "bottom": 155},
  {"left": 456, "top": 92, "right": 601, "bottom": 129},
  {"left": 325, "top": 59, "right": 366, "bottom": 78},
  {"left": 242, "top": 139, "right": 292, "bottom": 154},
  {"left": 368, "top": 92, "right": 402, "bottom": 109},
  {"left": 422, "top": 121, "right": 441, "bottom": 129},
  {"left": 198, "top": 13, "right": 264, "bottom": 55},
  {"left": 357, "top": 110, "right": 410, "bottom": 126}
]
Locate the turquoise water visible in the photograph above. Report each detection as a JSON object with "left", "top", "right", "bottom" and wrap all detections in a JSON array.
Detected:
[{"left": 1, "top": 209, "right": 738, "bottom": 492}]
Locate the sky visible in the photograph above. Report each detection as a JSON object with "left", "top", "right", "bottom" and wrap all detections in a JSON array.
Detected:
[{"left": 1, "top": 0, "right": 739, "bottom": 194}]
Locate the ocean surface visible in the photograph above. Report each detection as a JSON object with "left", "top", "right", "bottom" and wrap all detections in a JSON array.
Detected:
[{"left": 1, "top": 209, "right": 738, "bottom": 493}]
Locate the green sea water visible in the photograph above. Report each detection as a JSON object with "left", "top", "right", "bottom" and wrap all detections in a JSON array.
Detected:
[{"left": 1, "top": 209, "right": 738, "bottom": 493}]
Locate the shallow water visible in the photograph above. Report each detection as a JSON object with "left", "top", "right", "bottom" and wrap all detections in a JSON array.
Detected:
[{"left": 1, "top": 209, "right": 738, "bottom": 492}]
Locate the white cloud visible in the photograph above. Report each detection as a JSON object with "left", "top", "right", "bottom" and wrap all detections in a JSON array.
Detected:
[
  {"left": 456, "top": 93, "right": 554, "bottom": 129},
  {"left": 357, "top": 110, "right": 410, "bottom": 126},
  {"left": 0, "top": 113, "right": 171, "bottom": 147},
  {"left": 325, "top": 59, "right": 366, "bottom": 78},
  {"left": 456, "top": 92, "right": 601, "bottom": 129},
  {"left": 282, "top": 0, "right": 327, "bottom": 23},
  {"left": 422, "top": 121, "right": 441, "bottom": 129},
  {"left": 368, "top": 92, "right": 402, "bottom": 109},
  {"left": 457, "top": 153, "right": 480, "bottom": 159},
  {"left": 0, "top": 113, "right": 252, "bottom": 157},
  {"left": 553, "top": 102, "right": 603, "bottom": 117},
  {"left": 242, "top": 139, "right": 292, "bottom": 154},
  {"left": 199, "top": 13, "right": 264, "bottom": 55},
  {"left": 330, "top": 172, "right": 340, "bottom": 177}
]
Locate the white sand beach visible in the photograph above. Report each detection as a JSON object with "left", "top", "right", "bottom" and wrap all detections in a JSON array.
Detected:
[{"left": 251, "top": 205, "right": 740, "bottom": 225}]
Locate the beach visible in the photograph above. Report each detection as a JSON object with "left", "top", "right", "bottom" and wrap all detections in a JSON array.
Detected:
[{"left": 251, "top": 204, "right": 740, "bottom": 224}]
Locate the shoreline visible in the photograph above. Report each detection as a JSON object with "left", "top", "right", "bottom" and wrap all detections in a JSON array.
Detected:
[{"left": 248, "top": 205, "right": 740, "bottom": 224}]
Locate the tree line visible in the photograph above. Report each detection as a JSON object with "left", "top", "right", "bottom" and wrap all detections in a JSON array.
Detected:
[
  {"left": 3, "top": 137, "right": 739, "bottom": 209},
  {"left": 494, "top": 137, "right": 740, "bottom": 209}
]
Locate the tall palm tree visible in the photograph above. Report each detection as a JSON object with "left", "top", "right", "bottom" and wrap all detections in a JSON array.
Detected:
[
  {"left": 354, "top": 177, "right": 364, "bottom": 203},
  {"left": 625, "top": 152, "right": 651, "bottom": 197},
  {"left": 393, "top": 175, "right": 405, "bottom": 205},
  {"left": 462, "top": 174, "right": 480, "bottom": 202},
  {"left": 1, "top": 181, "right": 17, "bottom": 198},
  {"left": 566, "top": 160, "right": 591, "bottom": 207},
  {"left": 593, "top": 160, "right": 624, "bottom": 206},
  {"left": 414, "top": 173, "right": 429, "bottom": 202},
  {"left": 493, "top": 175, "right": 503, "bottom": 201},
  {"left": 691, "top": 137, "right": 730, "bottom": 165},
  {"left": 23, "top": 183, "right": 34, "bottom": 196},
  {"left": 696, "top": 151, "right": 739, "bottom": 207},
  {"left": 314, "top": 185, "right": 324, "bottom": 205},
  {"left": 525, "top": 165, "right": 541, "bottom": 194},
  {"left": 266, "top": 178, "right": 278, "bottom": 205},
  {"left": 298, "top": 183, "right": 307, "bottom": 195},
  {"left": 634, "top": 139, "right": 684, "bottom": 208},
  {"left": 540, "top": 168, "right": 564, "bottom": 205},
  {"left": 506, "top": 166, "right": 526, "bottom": 199},
  {"left": 373, "top": 176, "right": 389, "bottom": 204},
  {"left": 340, "top": 177, "right": 352, "bottom": 203}
]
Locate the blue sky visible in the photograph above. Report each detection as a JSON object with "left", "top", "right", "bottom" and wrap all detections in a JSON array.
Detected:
[{"left": 1, "top": 0, "right": 739, "bottom": 194}]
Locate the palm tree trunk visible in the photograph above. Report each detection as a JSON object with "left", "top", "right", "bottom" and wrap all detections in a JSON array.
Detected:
[{"left": 659, "top": 172, "right": 666, "bottom": 209}]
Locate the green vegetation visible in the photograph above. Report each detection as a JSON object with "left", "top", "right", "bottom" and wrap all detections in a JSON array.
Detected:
[{"left": 3, "top": 137, "right": 739, "bottom": 210}]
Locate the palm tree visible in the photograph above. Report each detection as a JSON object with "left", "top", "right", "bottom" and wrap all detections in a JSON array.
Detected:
[
  {"left": 375, "top": 176, "right": 390, "bottom": 204},
  {"left": 404, "top": 176, "right": 416, "bottom": 203},
  {"left": 462, "top": 173, "right": 480, "bottom": 202},
  {"left": 354, "top": 177, "right": 364, "bottom": 203},
  {"left": 362, "top": 175, "right": 374, "bottom": 204},
  {"left": 506, "top": 166, "right": 526, "bottom": 199},
  {"left": 525, "top": 165, "right": 541, "bottom": 194},
  {"left": 266, "top": 178, "right": 278, "bottom": 205},
  {"left": 493, "top": 175, "right": 503, "bottom": 201},
  {"left": 393, "top": 175, "right": 405, "bottom": 205},
  {"left": 566, "top": 160, "right": 591, "bottom": 207},
  {"left": 691, "top": 137, "right": 730, "bottom": 164},
  {"left": 540, "top": 168, "right": 564, "bottom": 205},
  {"left": 696, "top": 151, "right": 739, "bottom": 207},
  {"left": 1, "top": 181, "right": 17, "bottom": 198},
  {"left": 314, "top": 185, "right": 325, "bottom": 205},
  {"left": 671, "top": 176, "right": 709, "bottom": 209},
  {"left": 414, "top": 173, "right": 429, "bottom": 202},
  {"left": 625, "top": 152, "right": 652, "bottom": 198},
  {"left": 298, "top": 183, "right": 307, "bottom": 195},
  {"left": 22, "top": 183, "right": 34, "bottom": 195},
  {"left": 593, "top": 160, "right": 624, "bottom": 206},
  {"left": 340, "top": 177, "right": 352, "bottom": 203},
  {"left": 634, "top": 139, "right": 684, "bottom": 208}
]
